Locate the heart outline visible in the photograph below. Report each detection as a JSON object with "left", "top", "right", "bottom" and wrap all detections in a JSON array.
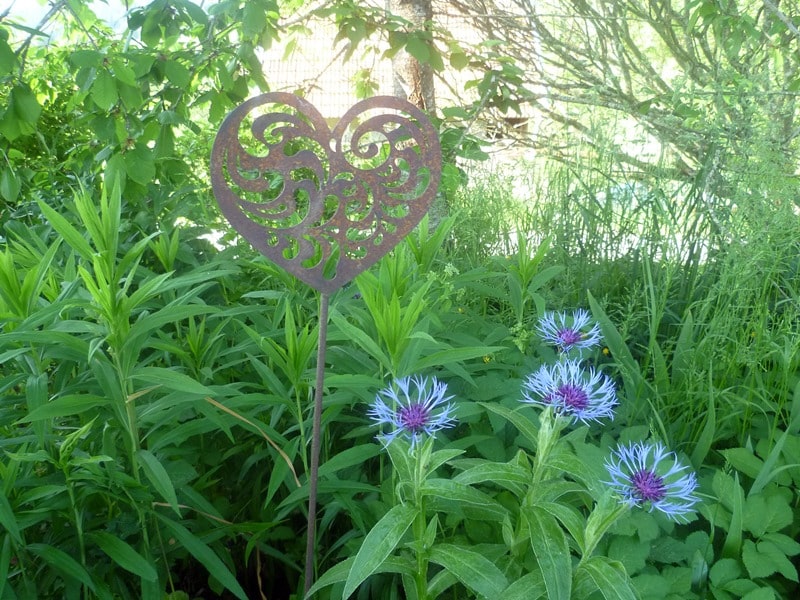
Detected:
[{"left": 210, "top": 93, "right": 441, "bottom": 293}]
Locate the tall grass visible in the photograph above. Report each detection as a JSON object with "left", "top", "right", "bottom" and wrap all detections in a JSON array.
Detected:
[{"left": 447, "top": 150, "right": 800, "bottom": 448}]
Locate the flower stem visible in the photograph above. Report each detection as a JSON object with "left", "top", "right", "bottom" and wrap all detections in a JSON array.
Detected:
[
  {"left": 413, "top": 501, "right": 428, "bottom": 600},
  {"left": 579, "top": 497, "right": 629, "bottom": 566},
  {"left": 531, "top": 406, "right": 565, "bottom": 486},
  {"left": 411, "top": 440, "right": 431, "bottom": 600}
]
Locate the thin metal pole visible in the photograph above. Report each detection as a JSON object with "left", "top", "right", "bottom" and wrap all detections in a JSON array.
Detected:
[{"left": 304, "top": 292, "right": 329, "bottom": 596}]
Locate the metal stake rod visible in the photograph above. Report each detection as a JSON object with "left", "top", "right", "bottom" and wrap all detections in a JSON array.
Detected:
[{"left": 304, "top": 292, "right": 329, "bottom": 595}]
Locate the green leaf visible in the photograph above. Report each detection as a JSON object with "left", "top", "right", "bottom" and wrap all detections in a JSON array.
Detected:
[
  {"left": 721, "top": 447, "right": 763, "bottom": 480},
  {"left": 17, "top": 394, "right": 110, "bottom": 423},
  {"left": 131, "top": 367, "right": 214, "bottom": 396},
  {"left": 743, "top": 492, "right": 793, "bottom": 537},
  {"left": 0, "top": 491, "right": 22, "bottom": 545},
  {"left": 124, "top": 144, "right": 156, "bottom": 185},
  {"left": 330, "top": 311, "right": 391, "bottom": 373},
  {"left": 110, "top": 57, "right": 138, "bottom": 86},
  {"left": 308, "top": 555, "right": 415, "bottom": 598},
  {"left": 137, "top": 449, "right": 180, "bottom": 515},
  {"left": 318, "top": 444, "right": 382, "bottom": 479},
  {"left": 104, "top": 153, "right": 127, "bottom": 193},
  {"left": 405, "top": 35, "right": 430, "bottom": 62},
  {"left": 410, "top": 345, "right": 504, "bottom": 373},
  {"left": 533, "top": 501, "right": 586, "bottom": 551},
  {"left": 59, "top": 417, "right": 97, "bottom": 464},
  {"left": 0, "top": 535, "right": 11, "bottom": 598},
  {"left": 0, "top": 168, "right": 21, "bottom": 203},
  {"left": 762, "top": 532, "right": 800, "bottom": 556},
  {"left": 428, "top": 544, "right": 507, "bottom": 597},
  {"left": 384, "top": 437, "right": 415, "bottom": 483},
  {"left": 24, "top": 372, "right": 48, "bottom": 447},
  {"left": 0, "top": 111, "right": 23, "bottom": 140},
  {"left": 164, "top": 59, "right": 192, "bottom": 88},
  {"left": 35, "top": 197, "right": 94, "bottom": 261},
  {"left": 479, "top": 401, "right": 539, "bottom": 449},
  {"left": 750, "top": 428, "right": 790, "bottom": 496},
  {"left": 426, "top": 448, "right": 465, "bottom": 474},
  {"left": 741, "top": 588, "right": 778, "bottom": 600},
  {"left": 242, "top": 3, "right": 267, "bottom": 39},
  {"left": 452, "top": 461, "right": 529, "bottom": 495},
  {"left": 691, "top": 379, "right": 715, "bottom": 467},
  {"left": 742, "top": 539, "right": 798, "bottom": 582},
  {"left": 709, "top": 557, "right": 742, "bottom": 588},
  {"left": 156, "top": 514, "right": 248, "bottom": 600},
  {"left": 11, "top": 84, "right": 42, "bottom": 123},
  {"left": 421, "top": 478, "right": 508, "bottom": 521},
  {"left": 714, "top": 471, "right": 744, "bottom": 559},
  {"left": 502, "top": 571, "right": 547, "bottom": 599},
  {"left": 525, "top": 508, "right": 571, "bottom": 600},
  {"left": 27, "top": 543, "right": 96, "bottom": 592},
  {"left": 574, "top": 556, "right": 638, "bottom": 600},
  {"left": 0, "top": 36, "right": 17, "bottom": 74},
  {"left": 69, "top": 49, "right": 103, "bottom": 68},
  {"left": 92, "top": 70, "right": 119, "bottom": 110},
  {"left": 89, "top": 531, "right": 157, "bottom": 582},
  {"left": 342, "top": 504, "right": 417, "bottom": 599}
]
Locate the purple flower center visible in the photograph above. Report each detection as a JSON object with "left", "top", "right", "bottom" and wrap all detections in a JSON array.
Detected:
[
  {"left": 557, "top": 328, "right": 582, "bottom": 348},
  {"left": 399, "top": 403, "right": 430, "bottom": 432},
  {"left": 556, "top": 384, "right": 589, "bottom": 410},
  {"left": 631, "top": 469, "right": 667, "bottom": 502}
]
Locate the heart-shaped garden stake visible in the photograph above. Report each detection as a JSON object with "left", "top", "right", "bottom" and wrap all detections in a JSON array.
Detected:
[
  {"left": 209, "top": 93, "right": 441, "bottom": 595},
  {"left": 210, "top": 92, "right": 441, "bottom": 293}
]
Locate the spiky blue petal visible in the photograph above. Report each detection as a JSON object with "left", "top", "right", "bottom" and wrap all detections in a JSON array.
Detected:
[
  {"left": 368, "top": 375, "right": 456, "bottom": 447},
  {"left": 521, "top": 358, "right": 617, "bottom": 425},
  {"left": 605, "top": 441, "right": 699, "bottom": 522},
  {"left": 537, "top": 309, "right": 602, "bottom": 353}
]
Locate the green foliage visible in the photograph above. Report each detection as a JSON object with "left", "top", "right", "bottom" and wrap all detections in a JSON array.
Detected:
[{"left": 1, "top": 1, "right": 798, "bottom": 598}]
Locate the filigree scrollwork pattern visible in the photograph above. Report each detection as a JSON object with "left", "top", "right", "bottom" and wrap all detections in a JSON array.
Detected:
[{"left": 210, "top": 93, "right": 441, "bottom": 293}]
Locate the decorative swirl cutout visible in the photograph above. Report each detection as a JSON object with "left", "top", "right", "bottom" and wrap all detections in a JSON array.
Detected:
[{"left": 210, "top": 93, "right": 441, "bottom": 293}]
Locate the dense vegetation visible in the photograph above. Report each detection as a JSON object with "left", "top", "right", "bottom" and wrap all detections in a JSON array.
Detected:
[{"left": 1, "top": 1, "right": 798, "bottom": 599}]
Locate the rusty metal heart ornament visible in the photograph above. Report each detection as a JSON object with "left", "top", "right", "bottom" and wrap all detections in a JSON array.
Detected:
[{"left": 210, "top": 93, "right": 441, "bottom": 293}]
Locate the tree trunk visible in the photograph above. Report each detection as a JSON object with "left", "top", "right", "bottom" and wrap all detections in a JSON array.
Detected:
[{"left": 389, "top": 0, "right": 436, "bottom": 112}]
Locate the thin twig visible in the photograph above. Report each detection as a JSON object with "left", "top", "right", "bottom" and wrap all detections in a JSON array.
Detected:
[
  {"left": 205, "top": 396, "right": 301, "bottom": 487},
  {"left": 763, "top": 0, "right": 800, "bottom": 43},
  {"left": 151, "top": 502, "right": 233, "bottom": 525}
]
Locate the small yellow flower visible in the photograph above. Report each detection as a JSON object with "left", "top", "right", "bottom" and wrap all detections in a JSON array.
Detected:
[
  {"left": 483, "top": 355, "right": 492, "bottom": 363},
  {"left": 602, "top": 347, "right": 611, "bottom": 356}
]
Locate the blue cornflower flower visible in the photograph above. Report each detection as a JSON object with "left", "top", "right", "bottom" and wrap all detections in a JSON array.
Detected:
[
  {"left": 368, "top": 375, "right": 456, "bottom": 447},
  {"left": 537, "top": 309, "right": 602, "bottom": 353},
  {"left": 521, "top": 358, "right": 617, "bottom": 425},
  {"left": 604, "top": 442, "right": 699, "bottom": 522}
]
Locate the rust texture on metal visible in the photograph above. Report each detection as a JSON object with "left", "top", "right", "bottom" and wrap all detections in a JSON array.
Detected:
[{"left": 210, "top": 92, "right": 442, "bottom": 293}]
